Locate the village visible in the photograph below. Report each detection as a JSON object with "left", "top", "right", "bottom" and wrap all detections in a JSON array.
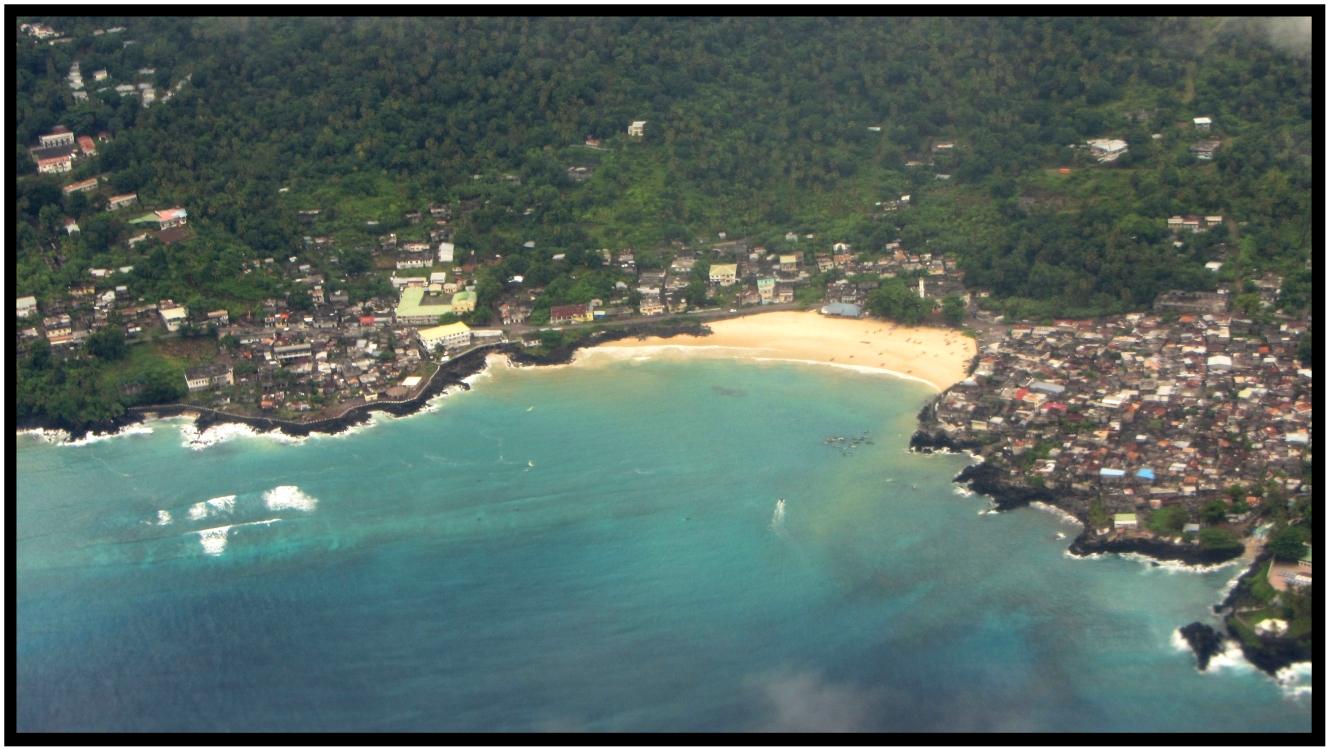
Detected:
[
  {"left": 17, "top": 115, "right": 986, "bottom": 423},
  {"left": 14, "top": 100, "right": 1313, "bottom": 580},
  {"left": 930, "top": 292, "right": 1311, "bottom": 583}
]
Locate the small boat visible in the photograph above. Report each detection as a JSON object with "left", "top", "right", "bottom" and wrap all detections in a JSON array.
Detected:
[{"left": 527, "top": 460, "right": 535, "bottom": 468}]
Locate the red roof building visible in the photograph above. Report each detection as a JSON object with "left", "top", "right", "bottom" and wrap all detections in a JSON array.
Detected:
[{"left": 78, "top": 135, "right": 96, "bottom": 156}]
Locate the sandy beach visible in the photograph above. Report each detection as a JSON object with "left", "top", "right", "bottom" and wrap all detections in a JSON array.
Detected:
[{"left": 593, "top": 311, "right": 977, "bottom": 391}]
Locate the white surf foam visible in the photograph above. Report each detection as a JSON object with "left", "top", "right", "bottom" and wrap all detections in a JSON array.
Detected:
[
  {"left": 1028, "top": 501, "right": 1085, "bottom": 526},
  {"left": 1170, "top": 628, "right": 1192, "bottom": 653},
  {"left": 58, "top": 423, "right": 155, "bottom": 447},
  {"left": 1275, "top": 662, "right": 1312, "bottom": 700},
  {"left": 195, "top": 526, "right": 230, "bottom": 555},
  {"left": 1117, "top": 552, "right": 1240, "bottom": 575},
  {"left": 1063, "top": 548, "right": 1105, "bottom": 561},
  {"left": 187, "top": 494, "right": 236, "bottom": 521},
  {"left": 417, "top": 385, "right": 469, "bottom": 415},
  {"left": 156, "top": 510, "right": 173, "bottom": 526},
  {"left": 180, "top": 420, "right": 307, "bottom": 450},
  {"left": 191, "top": 517, "right": 281, "bottom": 556},
  {"left": 18, "top": 427, "right": 72, "bottom": 444},
  {"left": 262, "top": 485, "right": 318, "bottom": 512},
  {"left": 952, "top": 484, "right": 975, "bottom": 498},
  {"left": 1203, "top": 642, "right": 1255, "bottom": 675}
]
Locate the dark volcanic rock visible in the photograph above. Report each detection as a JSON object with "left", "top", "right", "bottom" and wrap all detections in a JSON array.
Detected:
[
  {"left": 504, "top": 321, "right": 711, "bottom": 366},
  {"left": 952, "top": 462, "right": 1060, "bottom": 511},
  {"left": 908, "top": 428, "right": 983, "bottom": 453},
  {"left": 1069, "top": 534, "right": 1243, "bottom": 566},
  {"left": 1236, "top": 631, "right": 1313, "bottom": 676},
  {"left": 1179, "top": 622, "right": 1225, "bottom": 670}
]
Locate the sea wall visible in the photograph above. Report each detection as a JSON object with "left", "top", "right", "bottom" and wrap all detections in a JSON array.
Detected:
[{"left": 19, "top": 321, "right": 716, "bottom": 443}]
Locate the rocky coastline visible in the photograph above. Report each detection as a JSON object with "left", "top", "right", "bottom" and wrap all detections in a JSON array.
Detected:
[
  {"left": 912, "top": 394, "right": 1311, "bottom": 679},
  {"left": 1178, "top": 621, "right": 1226, "bottom": 671},
  {"left": 17, "top": 320, "right": 714, "bottom": 444},
  {"left": 1067, "top": 533, "right": 1244, "bottom": 565},
  {"left": 503, "top": 319, "right": 712, "bottom": 366}
]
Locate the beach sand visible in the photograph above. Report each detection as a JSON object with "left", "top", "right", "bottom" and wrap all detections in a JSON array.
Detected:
[{"left": 594, "top": 311, "right": 977, "bottom": 391}]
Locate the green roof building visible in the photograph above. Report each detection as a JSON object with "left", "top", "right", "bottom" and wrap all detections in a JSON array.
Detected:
[{"left": 395, "top": 286, "right": 452, "bottom": 326}]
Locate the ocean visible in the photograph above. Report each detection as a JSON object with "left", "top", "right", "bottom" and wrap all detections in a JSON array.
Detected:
[{"left": 15, "top": 353, "right": 1313, "bottom": 732}]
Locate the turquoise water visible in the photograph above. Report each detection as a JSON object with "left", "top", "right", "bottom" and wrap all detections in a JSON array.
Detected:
[{"left": 15, "top": 355, "right": 1312, "bottom": 732}]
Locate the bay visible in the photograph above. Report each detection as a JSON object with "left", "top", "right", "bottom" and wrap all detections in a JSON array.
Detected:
[{"left": 15, "top": 356, "right": 1312, "bottom": 732}]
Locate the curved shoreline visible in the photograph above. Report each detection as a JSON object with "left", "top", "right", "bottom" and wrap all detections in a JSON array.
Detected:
[
  {"left": 908, "top": 391, "right": 1310, "bottom": 679},
  {"left": 17, "top": 317, "right": 1307, "bottom": 680},
  {"left": 16, "top": 321, "right": 714, "bottom": 444}
]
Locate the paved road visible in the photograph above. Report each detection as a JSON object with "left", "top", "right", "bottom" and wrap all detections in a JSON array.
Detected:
[{"left": 501, "top": 302, "right": 806, "bottom": 336}]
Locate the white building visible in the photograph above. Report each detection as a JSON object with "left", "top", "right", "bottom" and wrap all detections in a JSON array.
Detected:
[
  {"left": 39, "top": 127, "right": 75, "bottom": 148},
  {"left": 1086, "top": 138, "right": 1129, "bottom": 163},
  {"left": 17, "top": 296, "right": 38, "bottom": 318},
  {"left": 159, "top": 305, "right": 188, "bottom": 332},
  {"left": 1193, "top": 116, "right": 1212, "bottom": 132},
  {"left": 708, "top": 263, "right": 738, "bottom": 286},
  {"left": 628, "top": 120, "right": 647, "bottom": 138},
  {"left": 437, "top": 242, "right": 455, "bottom": 263},
  {"left": 417, "top": 321, "right": 472, "bottom": 351},
  {"left": 37, "top": 155, "right": 73, "bottom": 174},
  {"left": 1207, "top": 355, "right": 1233, "bottom": 372}
]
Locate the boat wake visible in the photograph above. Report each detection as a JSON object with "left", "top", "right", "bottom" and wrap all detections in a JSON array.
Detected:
[{"left": 770, "top": 498, "right": 787, "bottom": 535}]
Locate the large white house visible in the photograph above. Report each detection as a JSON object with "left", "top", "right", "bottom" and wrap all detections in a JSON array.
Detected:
[
  {"left": 418, "top": 321, "right": 472, "bottom": 352},
  {"left": 159, "top": 305, "right": 188, "bottom": 332}
]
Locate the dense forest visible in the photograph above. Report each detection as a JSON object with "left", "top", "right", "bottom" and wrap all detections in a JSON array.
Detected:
[{"left": 15, "top": 16, "right": 1313, "bottom": 320}]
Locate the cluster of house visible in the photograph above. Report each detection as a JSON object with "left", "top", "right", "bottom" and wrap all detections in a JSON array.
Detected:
[
  {"left": 16, "top": 216, "right": 496, "bottom": 418},
  {"left": 524, "top": 238, "right": 965, "bottom": 326},
  {"left": 65, "top": 59, "right": 160, "bottom": 105},
  {"left": 930, "top": 292, "right": 1311, "bottom": 537},
  {"left": 19, "top": 22, "right": 63, "bottom": 39},
  {"left": 28, "top": 126, "right": 105, "bottom": 175},
  {"left": 179, "top": 305, "right": 439, "bottom": 412},
  {"left": 1082, "top": 116, "right": 1217, "bottom": 165},
  {"left": 1167, "top": 214, "right": 1224, "bottom": 234},
  {"left": 21, "top": 22, "right": 127, "bottom": 42}
]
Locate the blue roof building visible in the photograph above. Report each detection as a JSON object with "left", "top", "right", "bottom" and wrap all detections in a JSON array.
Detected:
[
  {"left": 1135, "top": 468, "right": 1155, "bottom": 481},
  {"left": 1029, "top": 380, "right": 1066, "bottom": 395}
]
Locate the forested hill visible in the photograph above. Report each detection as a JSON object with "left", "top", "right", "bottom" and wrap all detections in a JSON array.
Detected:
[{"left": 15, "top": 16, "right": 1313, "bottom": 319}]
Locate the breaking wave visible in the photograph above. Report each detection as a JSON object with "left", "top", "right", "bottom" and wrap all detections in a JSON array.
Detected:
[
  {"left": 1275, "top": 662, "right": 1311, "bottom": 700},
  {"left": 57, "top": 423, "right": 156, "bottom": 446},
  {"left": 191, "top": 518, "right": 282, "bottom": 556},
  {"left": 262, "top": 485, "right": 318, "bottom": 512},
  {"left": 17, "top": 427, "right": 72, "bottom": 444},
  {"left": 1117, "top": 552, "right": 1240, "bottom": 575},
  {"left": 1028, "top": 501, "right": 1084, "bottom": 526},
  {"left": 187, "top": 494, "right": 236, "bottom": 521}
]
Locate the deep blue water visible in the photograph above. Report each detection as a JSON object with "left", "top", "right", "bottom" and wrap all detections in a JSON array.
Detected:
[{"left": 15, "top": 355, "right": 1312, "bottom": 731}]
